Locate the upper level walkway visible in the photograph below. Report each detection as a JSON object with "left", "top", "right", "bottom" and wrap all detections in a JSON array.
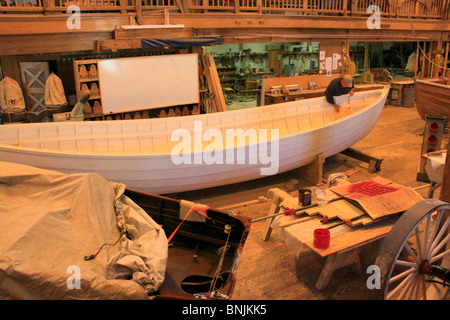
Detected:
[
  {"left": 1, "top": 0, "right": 448, "bottom": 20},
  {"left": 0, "top": 0, "right": 448, "bottom": 55}
]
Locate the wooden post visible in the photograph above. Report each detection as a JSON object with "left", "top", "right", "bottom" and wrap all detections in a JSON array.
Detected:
[
  {"left": 164, "top": 8, "right": 169, "bottom": 25},
  {"left": 297, "top": 153, "right": 325, "bottom": 186},
  {"left": 42, "top": 0, "right": 50, "bottom": 15},
  {"left": 439, "top": 136, "right": 450, "bottom": 203},
  {"left": 260, "top": 77, "right": 266, "bottom": 106},
  {"left": 257, "top": 0, "right": 262, "bottom": 14},
  {"left": 421, "top": 42, "right": 427, "bottom": 77},
  {"left": 119, "top": 0, "right": 127, "bottom": 14},
  {"left": 364, "top": 42, "right": 369, "bottom": 71},
  {"left": 443, "top": 41, "right": 449, "bottom": 78},
  {"left": 342, "top": 0, "right": 348, "bottom": 16},
  {"left": 414, "top": 41, "right": 420, "bottom": 77},
  {"left": 175, "top": 0, "right": 185, "bottom": 13}
]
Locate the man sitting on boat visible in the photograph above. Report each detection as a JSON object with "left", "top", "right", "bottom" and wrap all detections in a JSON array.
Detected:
[{"left": 325, "top": 74, "right": 355, "bottom": 113}]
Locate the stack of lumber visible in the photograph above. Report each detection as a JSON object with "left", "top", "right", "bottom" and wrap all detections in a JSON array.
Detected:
[{"left": 201, "top": 54, "right": 227, "bottom": 113}]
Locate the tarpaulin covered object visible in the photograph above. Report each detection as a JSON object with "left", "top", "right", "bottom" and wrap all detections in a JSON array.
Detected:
[
  {"left": 0, "top": 76, "right": 26, "bottom": 113},
  {"left": 45, "top": 73, "right": 68, "bottom": 107},
  {"left": 141, "top": 36, "right": 223, "bottom": 49},
  {"left": 0, "top": 162, "right": 168, "bottom": 299}
]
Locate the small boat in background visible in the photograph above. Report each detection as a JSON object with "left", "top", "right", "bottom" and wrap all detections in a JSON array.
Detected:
[
  {"left": 414, "top": 78, "right": 450, "bottom": 120},
  {"left": 0, "top": 87, "right": 389, "bottom": 194}
]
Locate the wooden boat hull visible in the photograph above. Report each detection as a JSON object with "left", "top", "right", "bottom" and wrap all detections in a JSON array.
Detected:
[
  {"left": 0, "top": 87, "right": 389, "bottom": 194},
  {"left": 414, "top": 78, "right": 450, "bottom": 120}
]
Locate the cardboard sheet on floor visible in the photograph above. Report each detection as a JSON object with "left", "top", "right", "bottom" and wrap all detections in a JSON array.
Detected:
[
  {"left": 330, "top": 176, "right": 423, "bottom": 220},
  {"left": 0, "top": 162, "right": 168, "bottom": 300}
]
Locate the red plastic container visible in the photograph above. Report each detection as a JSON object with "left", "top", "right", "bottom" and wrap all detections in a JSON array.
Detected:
[{"left": 313, "top": 228, "right": 330, "bottom": 249}]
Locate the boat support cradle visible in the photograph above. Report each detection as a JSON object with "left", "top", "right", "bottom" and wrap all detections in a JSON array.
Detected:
[{"left": 340, "top": 148, "right": 383, "bottom": 173}]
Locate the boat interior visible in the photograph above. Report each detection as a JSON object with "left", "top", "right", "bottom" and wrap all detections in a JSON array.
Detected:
[{"left": 123, "top": 189, "right": 251, "bottom": 299}]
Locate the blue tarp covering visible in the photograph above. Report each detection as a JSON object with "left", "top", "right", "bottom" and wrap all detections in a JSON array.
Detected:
[{"left": 141, "top": 36, "right": 223, "bottom": 48}]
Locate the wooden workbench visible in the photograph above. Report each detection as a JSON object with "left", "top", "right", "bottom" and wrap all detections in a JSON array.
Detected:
[
  {"left": 265, "top": 88, "right": 326, "bottom": 104},
  {"left": 262, "top": 187, "right": 398, "bottom": 290},
  {"left": 387, "top": 79, "right": 414, "bottom": 106},
  {"left": 264, "top": 83, "right": 385, "bottom": 105},
  {"left": 271, "top": 207, "right": 396, "bottom": 290}
]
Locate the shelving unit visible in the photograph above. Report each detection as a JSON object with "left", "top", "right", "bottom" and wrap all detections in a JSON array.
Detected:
[
  {"left": 73, "top": 59, "right": 103, "bottom": 119},
  {"left": 217, "top": 66, "right": 237, "bottom": 90}
]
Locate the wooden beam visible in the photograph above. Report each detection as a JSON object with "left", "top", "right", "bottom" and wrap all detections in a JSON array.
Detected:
[
  {"left": 439, "top": 136, "right": 450, "bottom": 203},
  {"left": 0, "top": 32, "right": 112, "bottom": 55},
  {"left": 113, "top": 27, "right": 195, "bottom": 39},
  {"left": 444, "top": 41, "right": 449, "bottom": 78},
  {"left": 97, "top": 39, "right": 141, "bottom": 51},
  {"left": 0, "top": 13, "right": 448, "bottom": 55},
  {"left": 1, "top": 13, "right": 449, "bottom": 37}
]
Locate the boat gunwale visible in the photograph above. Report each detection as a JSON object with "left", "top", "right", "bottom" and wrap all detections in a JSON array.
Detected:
[
  {"left": 415, "top": 78, "right": 450, "bottom": 90},
  {"left": 0, "top": 87, "right": 389, "bottom": 158}
]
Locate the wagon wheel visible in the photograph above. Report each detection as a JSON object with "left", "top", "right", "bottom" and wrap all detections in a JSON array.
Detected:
[{"left": 371, "top": 199, "right": 450, "bottom": 300}]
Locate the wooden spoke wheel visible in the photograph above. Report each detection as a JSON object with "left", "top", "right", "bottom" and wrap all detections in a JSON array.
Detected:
[{"left": 372, "top": 199, "right": 450, "bottom": 300}]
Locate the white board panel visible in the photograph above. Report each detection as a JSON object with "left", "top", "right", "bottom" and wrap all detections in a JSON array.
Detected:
[{"left": 98, "top": 54, "right": 199, "bottom": 114}]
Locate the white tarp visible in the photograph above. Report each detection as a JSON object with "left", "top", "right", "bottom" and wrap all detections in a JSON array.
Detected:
[
  {"left": 45, "top": 73, "right": 68, "bottom": 107},
  {"left": 425, "top": 152, "right": 446, "bottom": 183},
  {"left": 0, "top": 76, "right": 26, "bottom": 113},
  {"left": 0, "top": 162, "right": 168, "bottom": 300}
]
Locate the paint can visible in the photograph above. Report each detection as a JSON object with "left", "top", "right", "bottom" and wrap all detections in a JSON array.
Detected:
[
  {"left": 298, "top": 189, "right": 311, "bottom": 207},
  {"left": 313, "top": 228, "right": 330, "bottom": 249}
]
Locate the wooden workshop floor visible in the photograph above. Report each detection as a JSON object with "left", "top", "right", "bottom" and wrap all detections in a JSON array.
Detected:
[{"left": 177, "top": 103, "right": 443, "bottom": 300}]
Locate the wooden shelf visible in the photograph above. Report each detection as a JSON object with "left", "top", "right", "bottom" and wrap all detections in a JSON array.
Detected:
[
  {"left": 284, "top": 51, "right": 319, "bottom": 55},
  {"left": 79, "top": 77, "right": 99, "bottom": 82},
  {"left": 217, "top": 66, "right": 237, "bottom": 88},
  {"left": 73, "top": 59, "right": 103, "bottom": 117}
]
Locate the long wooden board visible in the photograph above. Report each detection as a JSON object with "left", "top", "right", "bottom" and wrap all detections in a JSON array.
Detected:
[
  {"left": 305, "top": 217, "right": 397, "bottom": 257},
  {"left": 201, "top": 54, "right": 227, "bottom": 113}
]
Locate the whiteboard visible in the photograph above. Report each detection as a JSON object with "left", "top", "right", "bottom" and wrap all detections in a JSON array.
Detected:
[{"left": 98, "top": 54, "right": 199, "bottom": 114}]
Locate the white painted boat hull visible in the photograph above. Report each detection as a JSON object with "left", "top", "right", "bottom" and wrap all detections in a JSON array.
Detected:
[{"left": 0, "top": 87, "right": 389, "bottom": 194}]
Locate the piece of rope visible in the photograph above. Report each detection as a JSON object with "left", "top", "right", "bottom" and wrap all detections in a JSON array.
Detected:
[
  {"left": 84, "top": 231, "right": 127, "bottom": 261},
  {"left": 406, "top": 8, "right": 449, "bottom": 71},
  {"left": 209, "top": 225, "right": 231, "bottom": 293},
  {"left": 167, "top": 204, "right": 211, "bottom": 243}
]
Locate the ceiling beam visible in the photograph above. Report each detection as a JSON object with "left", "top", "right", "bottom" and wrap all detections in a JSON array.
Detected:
[{"left": 0, "top": 13, "right": 448, "bottom": 55}]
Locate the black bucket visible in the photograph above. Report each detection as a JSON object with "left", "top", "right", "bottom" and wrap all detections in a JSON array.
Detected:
[{"left": 298, "top": 189, "right": 311, "bottom": 207}]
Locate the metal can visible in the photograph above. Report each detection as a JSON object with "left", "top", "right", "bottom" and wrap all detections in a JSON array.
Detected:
[{"left": 298, "top": 189, "right": 311, "bottom": 207}]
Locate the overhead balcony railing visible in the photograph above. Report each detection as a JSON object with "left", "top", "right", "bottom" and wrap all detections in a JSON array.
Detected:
[
  {"left": 0, "top": 0, "right": 448, "bottom": 19},
  {"left": 189, "top": 0, "right": 346, "bottom": 14},
  {"left": 189, "top": 0, "right": 448, "bottom": 19},
  {"left": 0, "top": 0, "right": 179, "bottom": 13}
]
